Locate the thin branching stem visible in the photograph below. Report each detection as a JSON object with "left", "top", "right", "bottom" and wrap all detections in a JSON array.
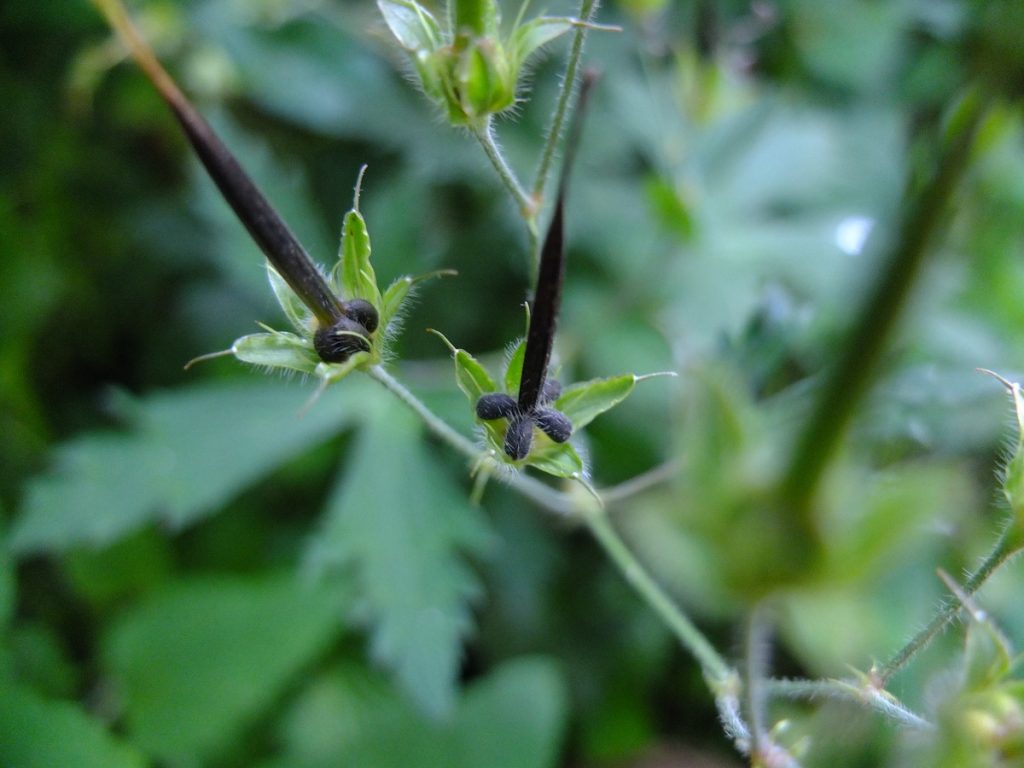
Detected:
[
  {"left": 877, "top": 524, "right": 1022, "bottom": 684},
  {"left": 779, "top": 91, "right": 992, "bottom": 526},
  {"left": 583, "top": 509, "right": 733, "bottom": 684},
  {"left": 766, "top": 678, "right": 933, "bottom": 731},
  {"left": 532, "top": 0, "right": 600, "bottom": 207},
  {"left": 743, "top": 605, "right": 770, "bottom": 756},
  {"left": 602, "top": 459, "right": 682, "bottom": 506},
  {"left": 472, "top": 119, "right": 536, "bottom": 221}
]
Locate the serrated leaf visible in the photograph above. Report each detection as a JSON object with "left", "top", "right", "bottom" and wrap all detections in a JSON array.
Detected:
[
  {"left": 556, "top": 375, "right": 636, "bottom": 431},
  {"left": 0, "top": 684, "right": 147, "bottom": 768},
  {"left": 267, "top": 265, "right": 315, "bottom": 333},
  {"left": 352, "top": 658, "right": 567, "bottom": 768},
  {"left": 377, "top": 0, "right": 442, "bottom": 53},
  {"left": 527, "top": 442, "right": 584, "bottom": 479},
  {"left": 337, "top": 209, "right": 381, "bottom": 310},
  {"left": 103, "top": 575, "right": 344, "bottom": 763},
  {"left": 310, "top": 405, "right": 492, "bottom": 717},
  {"left": 511, "top": 17, "right": 574, "bottom": 68},
  {"left": 233, "top": 332, "right": 320, "bottom": 374},
  {"left": 10, "top": 380, "right": 370, "bottom": 554},
  {"left": 274, "top": 658, "right": 566, "bottom": 768},
  {"left": 504, "top": 339, "right": 526, "bottom": 396}
]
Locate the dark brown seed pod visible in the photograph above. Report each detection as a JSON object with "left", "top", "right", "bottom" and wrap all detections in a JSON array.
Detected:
[
  {"left": 345, "top": 298, "right": 379, "bottom": 334},
  {"left": 540, "top": 379, "right": 562, "bottom": 404},
  {"left": 476, "top": 393, "right": 519, "bottom": 420},
  {"left": 314, "top": 317, "right": 371, "bottom": 363},
  {"left": 504, "top": 415, "right": 535, "bottom": 461},
  {"left": 534, "top": 407, "right": 572, "bottom": 443}
]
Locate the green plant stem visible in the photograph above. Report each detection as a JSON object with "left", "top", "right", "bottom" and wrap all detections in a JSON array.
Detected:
[
  {"left": 602, "top": 458, "right": 682, "bottom": 506},
  {"left": 583, "top": 509, "right": 733, "bottom": 684},
  {"left": 779, "top": 91, "right": 991, "bottom": 520},
  {"left": 766, "top": 678, "right": 933, "bottom": 730},
  {"left": 472, "top": 120, "right": 536, "bottom": 222},
  {"left": 876, "top": 524, "right": 1022, "bottom": 684},
  {"left": 743, "top": 605, "right": 769, "bottom": 756},
  {"left": 532, "top": 0, "right": 599, "bottom": 206}
]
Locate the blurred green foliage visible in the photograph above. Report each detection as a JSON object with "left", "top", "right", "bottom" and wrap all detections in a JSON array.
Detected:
[{"left": 2, "top": 0, "right": 1024, "bottom": 765}]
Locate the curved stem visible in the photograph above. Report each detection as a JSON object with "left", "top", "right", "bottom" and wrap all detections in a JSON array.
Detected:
[
  {"left": 472, "top": 120, "right": 536, "bottom": 222},
  {"left": 532, "top": 0, "right": 600, "bottom": 207},
  {"left": 583, "top": 509, "right": 733, "bottom": 684}
]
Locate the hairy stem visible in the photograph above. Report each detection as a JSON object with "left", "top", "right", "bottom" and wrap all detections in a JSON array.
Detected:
[
  {"left": 472, "top": 119, "right": 536, "bottom": 222},
  {"left": 779, "top": 91, "right": 991, "bottom": 522},
  {"left": 766, "top": 678, "right": 933, "bottom": 730},
  {"left": 877, "top": 524, "right": 1021, "bottom": 684},
  {"left": 532, "top": 0, "right": 600, "bottom": 209},
  {"left": 583, "top": 509, "right": 733, "bottom": 684}
]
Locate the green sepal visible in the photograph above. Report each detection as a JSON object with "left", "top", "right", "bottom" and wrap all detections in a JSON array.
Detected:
[
  {"left": 313, "top": 354, "right": 367, "bottom": 386},
  {"left": 510, "top": 17, "right": 574, "bottom": 69},
  {"left": 267, "top": 265, "right": 314, "bottom": 333},
  {"left": 452, "top": 0, "right": 499, "bottom": 37},
  {"left": 527, "top": 440, "right": 584, "bottom": 479},
  {"left": 503, "top": 339, "right": 525, "bottom": 396},
  {"left": 232, "top": 332, "right": 320, "bottom": 374},
  {"left": 556, "top": 374, "right": 637, "bottom": 431},
  {"left": 376, "top": 0, "right": 442, "bottom": 52},
  {"left": 335, "top": 208, "right": 382, "bottom": 311}
]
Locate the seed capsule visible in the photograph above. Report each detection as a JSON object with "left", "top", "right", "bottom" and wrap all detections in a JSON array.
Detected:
[
  {"left": 540, "top": 379, "right": 562, "bottom": 404},
  {"left": 313, "top": 317, "right": 371, "bottom": 363},
  {"left": 476, "top": 393, "right": 519, "bottom": 420},
  {"left": 345, "top": 298, "right": 379, "bottom": 334},
  {"left": 534, "top": 407, "right": 572, "bottom": 443},
  {"left": 504, "top": 415, "right": 535, "bottom": 461}
]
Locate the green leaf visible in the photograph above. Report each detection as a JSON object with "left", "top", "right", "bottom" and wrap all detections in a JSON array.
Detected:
[
  {"left": 280, "top": 659, "right": 569, "bottom": 768},
  {"left": 377, "top": 0, "right": 442, "bottom": 53},
  {"left": 310, "top": 405, "right": 492, "bottom": 717},
  {"left": 267, "top": 265, "right": 315, "bottom": 333},
  {"left": 103, "top": 574, "right": 344, "bottom": 763},
  {"left": 233, "top": 332, "right": 320, "bottom": 374},
  {"left": 556, "top": 375, "right": 636, "bottom": 431},
  {"left": 337, "top": 208, "right": 382, "bottom": 310},
  {"left": 527, "top": 442, "right": 584, "bottom": 479},
  {"left": 0, "top": 684, "right": 147, "bottom": 768},
  {"left": 510, "top": 17, "right": 574, "bottom": 69},
  {"left": 10, "top": 380, "right": 370, "bottom": 553},
  {"left": 504, "top": 339, "right": 525, "bottom": 396}
]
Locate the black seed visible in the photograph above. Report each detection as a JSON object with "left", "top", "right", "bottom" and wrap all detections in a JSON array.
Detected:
[
  {"left": 345, "top": 298, "right": 379, "bottom": 334},
  {"left": 476, "top": 393, "right": 519, "bottom": 420},
  {"left": 535, "top": 407, "right": 572, "bottom": 443},
  {"left": 541, "top": 379, "right": 562, "bottom": 404},
  {"left": 504, "top": 415, "right": 534, "bottom": 460},
  {"left": 313, "top": 317, "right": 371, "bottom": 363}
]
